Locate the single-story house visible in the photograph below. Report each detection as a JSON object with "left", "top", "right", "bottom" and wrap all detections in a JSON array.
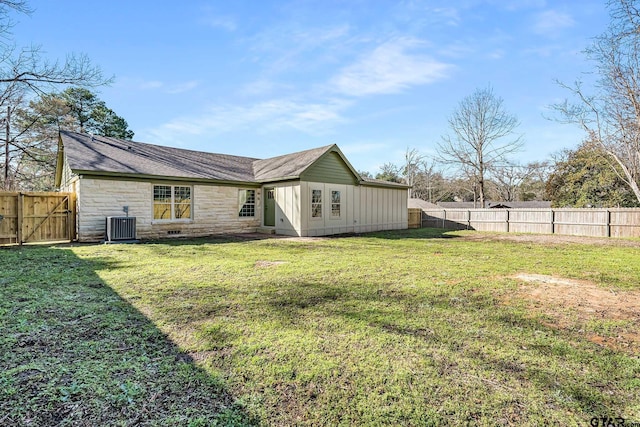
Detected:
[{"left": 55, "top": 131, "right": 409, "bottom": 242}]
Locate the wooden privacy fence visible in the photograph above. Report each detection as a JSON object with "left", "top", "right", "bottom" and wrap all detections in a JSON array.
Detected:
[
  {"left": 0, "top": 192, "right": 76, "bottom": 245},
  {"left": 408, "top": 208, "right": 422, "bottom": 229},
  {"left": 419, "top": 208, "right": 640, "bottom": 238}
]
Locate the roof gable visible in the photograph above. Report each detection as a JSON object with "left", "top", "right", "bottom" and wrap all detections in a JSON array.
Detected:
[
  {"left": 252, "top": 144, "right": 334, "bottom": 182},
  {"left": 254, "top": 144, "right": 361, "bottom": 184},
  {"left": 300, "top": 151, "right": 359, "bottom": 185}
]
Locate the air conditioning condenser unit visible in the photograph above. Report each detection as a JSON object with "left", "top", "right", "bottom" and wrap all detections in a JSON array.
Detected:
[{"left": 105, "top": 216, "right": 137, "bottom": 242}]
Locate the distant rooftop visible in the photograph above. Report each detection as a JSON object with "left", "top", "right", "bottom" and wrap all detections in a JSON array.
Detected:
[{"left": 436, "top": 201, "right": 551, "bottom": 209}]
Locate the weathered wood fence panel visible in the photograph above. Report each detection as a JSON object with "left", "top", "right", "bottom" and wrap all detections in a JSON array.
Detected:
[
  {"left": 470, "top": 209, "right": 508, "bottom": 232},
  {"left": 0, "top": 192, "right": 75, "bottom": 245},
  {"left": 507, "top": 209, "right": 553, "bottom": 234},
  {"left": 0, "top": 192, "right": 19, "bottom": 244},
  {"left": 419, "top": 208, "right": 640, "bottom": 239},
  {"left": 408, "top": 208, "right": 422, "bottom": 229},
  {"left": 610, "top": 209, "right": 640, "bottom": 238},
  {"left": 553, "top": 209, "right": 608, "bottom": 237}
]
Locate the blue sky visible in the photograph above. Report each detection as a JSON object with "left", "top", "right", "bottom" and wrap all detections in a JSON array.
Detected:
[{"left": 13, "top": 1, "right": 608, "bottom": 174}]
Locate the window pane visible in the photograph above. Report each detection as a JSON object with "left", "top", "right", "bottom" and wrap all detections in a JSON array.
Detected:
[
  {"left": 173, "top": 186, "right": 192, "bottom": 219},
  {"left": 331, "top": 190, "right": 341, "bottom": 217},
  {"left": 239, "top": 189, "right": 255, "bottom": 217},
  {"left": 154, "top": 203, "right": 171, "bottom": 219},
  {"left": 174, "top": 186, "right": 191, "bottom": 203},
  {"left": 153, "top": 185, "right": 172, "bottom": 219},
  {"left": 154, "top": 185, "right": 171, "bottom": 201},
  {"left": 312, "top": 203, "right": 322, "bottom": 218},
  {"left": 331, "top": 190, "right": 340, "bottom": 204},
  {"left": 174, "top": 203, "right": 191, "bottom": 219},
  {"left": 311, "top": 189, "right": 322, "bottom": 218}
]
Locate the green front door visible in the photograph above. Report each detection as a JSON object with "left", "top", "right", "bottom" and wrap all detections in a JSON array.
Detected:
[{"left": 264, "top": 187, "right": 275, "bottom": 227}]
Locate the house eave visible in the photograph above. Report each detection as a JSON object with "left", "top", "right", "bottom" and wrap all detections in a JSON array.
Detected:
[
  {"left": 258, "top": 175, "right": 301, "bottom": 184},
  {"left": 72, "top": 169, "right": 261, "bottom": 187},
  {"left": 360, "top": 180, "right": 411, "bottom": 189}
]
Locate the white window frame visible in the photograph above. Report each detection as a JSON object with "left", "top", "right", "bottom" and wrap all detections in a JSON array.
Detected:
[
  {"left": 238, "top": 189, "right": 256, "bottom": 217},
  {"left": 311, "top": 188, "right": 323, "bottom": 219},
  {"left": 330, "top": 190, "right": 342, "bottom": 219},
  {"left": 153, "top": 184, "right": 193, "bottom": 222}
]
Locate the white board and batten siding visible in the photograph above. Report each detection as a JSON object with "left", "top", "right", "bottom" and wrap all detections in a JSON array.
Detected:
[
  {"left": 74, "top": 178, "right": 260, "bottom": 242},
  {"left": 270, "top": 181, "right": 408, "bottom": 237}
]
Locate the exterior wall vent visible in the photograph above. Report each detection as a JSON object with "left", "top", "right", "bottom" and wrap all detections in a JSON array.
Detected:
[{"left": 105, "top": 216, "right": 137, "bottom": 242}]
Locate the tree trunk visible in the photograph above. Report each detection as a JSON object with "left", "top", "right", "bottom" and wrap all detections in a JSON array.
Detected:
[
  {"left": 607, "top": 149, "right": 640, "bottom": 203},
  {"left": 3, "top": 106, "right": 9, "bottom": 189}
]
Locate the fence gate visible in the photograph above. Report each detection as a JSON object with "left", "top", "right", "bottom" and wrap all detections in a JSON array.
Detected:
[{"left": 0, "top": 192, "right": 76, "bottom": 245}]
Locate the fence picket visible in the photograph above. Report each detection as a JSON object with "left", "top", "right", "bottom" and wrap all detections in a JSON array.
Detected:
[
  {"left": 419, "top": 207, "right": 640, "bottom": 238},
  {"left": 0, "top": 192, "right": 74, "bottom": 245}
]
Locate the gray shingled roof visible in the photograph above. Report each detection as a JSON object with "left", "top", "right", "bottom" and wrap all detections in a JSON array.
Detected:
[
  {"left": 437, "top": 201, "right": 551, "bottom": 209},
  {"left": 253, "top": 145, "right": 334, "bottom": 181},
  {"left": 60, "top": 131, "right": 356, "bottom": 184},
  {"left": 408, "top": 198, "right": 440, "bottom": 209},
  {"left": 61, "top": 131, "right": 257, "bottom": 182}
]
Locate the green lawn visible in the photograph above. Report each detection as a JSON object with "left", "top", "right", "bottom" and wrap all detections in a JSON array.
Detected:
[{"left": 1, "top": 228, "right": 639, "bottom": 426}]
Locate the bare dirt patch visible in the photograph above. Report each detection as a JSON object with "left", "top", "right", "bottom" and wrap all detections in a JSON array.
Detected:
[
  {"left": 462, "top": 232, "right": 640, "bottom": 247},
  {"left": 508, "top": 274, "right": 640, "bottom": 353}
]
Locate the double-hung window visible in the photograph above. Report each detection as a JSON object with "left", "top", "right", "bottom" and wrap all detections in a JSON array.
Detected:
[
  {"left": 238, "top": 189, "right": 256, "bottom": 217},
  {"left": 311, "top": 189, "right": 322, "bottom": 218},
  {"left": 153, "top": 185, "right": 192, "bottom": 220},
  {"left": 331, "top": 190, "right": 341, "bottom": 218}
]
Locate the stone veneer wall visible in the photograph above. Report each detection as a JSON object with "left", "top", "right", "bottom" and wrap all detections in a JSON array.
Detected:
[{"left": 77, "top": 177, "right": 260, "bottom": 242}]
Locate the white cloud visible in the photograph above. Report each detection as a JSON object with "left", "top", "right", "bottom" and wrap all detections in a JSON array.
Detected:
[
  {"left": 203, "top": 16, "right": 237, "bottom": 32},
  {"left": 499, "top": 0, "right": 547, "bottom": 11},
  {"left": 145, "top": 98, "right": 352, "bottom": 144},
  {"left": 488, "top": 49, "right": 506, "bottom": 60},
  {"left": 166, "top": 80, "right": 200, "bottom": 94},
  {"left": 138, "top": 80, "right": 163, "bottom": 90},
  {"left": 330, "top": 38, "right": 452, "bottom": 97},
  {"left": 119, "top": 78, "right": 200, "bottom": 94},
  {"left": 438, "top": 42, "right": 474, "bottom": 59},
  {"left": 238, "top": 79, "right": 293, "bottom": 97},
  {"left": 533, "top": 10, "right": 575, "bottom": 36},
  {"left": 247, "top": 24, "right": 352, "bottom": 74},
  {"left": 431, "top": 7, "right": 461, "bottom": 26},
  {"left": 199, "top": 5, "right": 237, "bottom": 32}
]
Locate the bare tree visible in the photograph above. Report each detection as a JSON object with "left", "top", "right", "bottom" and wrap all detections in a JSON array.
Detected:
[
  {"left": 489, "top": 162, "right": 550, "bottom": 202},
  {"left": 0, "top": 0, "right": 109, "bottom": 189},
  {"left": 402, "top": 148, "right": 427, "bottom": 198},
  {"left": 553, "top": 0, "right": 640, "bottom": 202},
  {"left": 375, "top": 162, "right": 402, "bottom": 183},
  {"left": 490, "top": 164, "right": 525, "bottom": 202},
  {"left": 437, "top": 86, "right": 523, "bottom": 206}
]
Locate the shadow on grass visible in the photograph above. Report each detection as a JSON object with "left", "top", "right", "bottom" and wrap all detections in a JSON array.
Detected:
[
  {"left": 100, "top": 227, "right": 464, "bottom": 250},
  {"left": 259, "top": 276, "right": 629, "bottom": 419},
  {"left": 0, "top": 246, "right": 254, "bottom": 426},
  {"left": 351, "top": 227, "right": 463, "bottom": 240}
]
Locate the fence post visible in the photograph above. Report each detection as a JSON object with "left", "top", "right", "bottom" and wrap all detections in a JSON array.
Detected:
[
  {"left": 550, "top": 209, "right": 555, "bottom": 235},
  {"left": 467, "top": 210, "right": 471, "bottom": 230},
  {"left": 442, "top": 209, "right": 446, "bottom": 229},
  {"left": 69, "top": 192, "right": 77, "bottom": 241},
  {"left": 506, "top": 209, "right": 510, "bottom": 233},
  {"left": 17, "top": 192, "right": 23, "bottom": 246},
  {"left": 606, "top": 209, "right": 611, "bottom": 238}
]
